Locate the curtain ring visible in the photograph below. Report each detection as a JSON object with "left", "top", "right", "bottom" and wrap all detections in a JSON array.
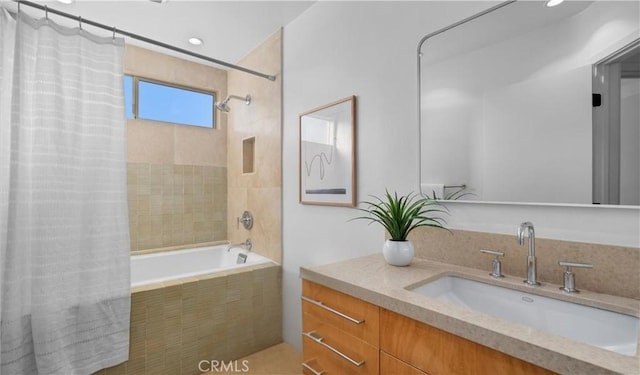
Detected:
[
  {"left": 17, "top": 1, "right": 21, "bottom": 14},
  {"left": 79, "top": 16, "right": 82, "bottom": 30},
  {"left": 112, "top": 26, "right": 117, "bottom": 41},
  {"left": 44, "top": 5, "right": 48, "bottom": 20}
]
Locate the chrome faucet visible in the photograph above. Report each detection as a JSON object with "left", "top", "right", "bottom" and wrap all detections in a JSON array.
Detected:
[
  {"left": 226, "top": 238, "right": 252, "bottom": 252},
  {"left": 517, "top": 222, "right": 539, "bottom": 286}
]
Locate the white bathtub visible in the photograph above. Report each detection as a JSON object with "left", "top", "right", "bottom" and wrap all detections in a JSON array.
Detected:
[{"left": 131, "top": 245, "right": 272, "bottom": 288}]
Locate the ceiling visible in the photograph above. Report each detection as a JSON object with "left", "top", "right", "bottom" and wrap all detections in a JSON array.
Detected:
[{"left": 0, "top": 0, "right": 314, "bottom": 71}]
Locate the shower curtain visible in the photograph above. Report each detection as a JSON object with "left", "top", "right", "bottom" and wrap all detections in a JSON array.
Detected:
[{"left": 0, "top": 8, "right": 130, "bottom": 375}]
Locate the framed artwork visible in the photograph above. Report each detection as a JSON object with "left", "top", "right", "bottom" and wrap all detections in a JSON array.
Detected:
[{"left": 299, "top": 96, "right": 357, "bottom": 206}]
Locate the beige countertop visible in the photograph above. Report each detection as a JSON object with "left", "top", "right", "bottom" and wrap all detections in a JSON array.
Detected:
[{"left": 300, "top": 253, "right": 640, "bottom": 375}]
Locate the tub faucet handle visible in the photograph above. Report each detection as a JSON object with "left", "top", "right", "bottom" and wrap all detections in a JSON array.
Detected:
[
  {"left": 480, "top": 249, "right": 505, "bottom": 278},
  {"left": 243, "top": 238, "right": 252, "bottom": 251},
  {"left": 237, "top": 210, "right": 253, "bottom": 230},
  {"left": 559, "top": 261, "right": 592, "bottom": 293}
]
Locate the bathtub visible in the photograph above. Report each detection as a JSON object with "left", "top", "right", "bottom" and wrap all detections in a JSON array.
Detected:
[
  {"left": 131, "top": 244, "right": 272, "bottom": 288},
  {"left": 106, "top": 244, "right": 282, "bottom": 374}
]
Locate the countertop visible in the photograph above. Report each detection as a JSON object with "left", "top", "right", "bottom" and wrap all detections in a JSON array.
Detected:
[{"left": 300, "top": 253, "right": 640, "bottom": 375}]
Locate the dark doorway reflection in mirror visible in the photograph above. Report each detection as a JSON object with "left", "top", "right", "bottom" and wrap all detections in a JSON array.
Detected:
[{"left": 593, "top": 40, "right": 640, "bottom": 205}]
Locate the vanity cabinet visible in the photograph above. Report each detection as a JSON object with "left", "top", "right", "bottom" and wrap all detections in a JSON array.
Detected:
[
  {"left": 302, "top": 280, "right": 557, "bottom": 375},
  {"left": 380, "top": 351, "right": 428, "bottom": 375},
  {"left": 301, "top": 280, "right": 379, "bottom": 374},
  {"left": 380, "top": 309, "right": 556, "bottom": 375}
]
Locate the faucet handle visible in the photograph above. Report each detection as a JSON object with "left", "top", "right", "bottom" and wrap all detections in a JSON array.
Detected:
[
  {"left": 480, "top": 249, "right": 505, "bottom": 278},
  {"left": 559, "top": 261, "right": 593, "bottom": 269},
  {"left": 558, "top": 261, "right": 592, "bottom": 293},
  {"left": 480, "top": 249, "right": 504, "bottom": 257},
  {"left": 237, "top": 211, "right": 253, "bottom": 230},
  {"left": 243, "top": 238, "right": 252, "bottom": 251}
]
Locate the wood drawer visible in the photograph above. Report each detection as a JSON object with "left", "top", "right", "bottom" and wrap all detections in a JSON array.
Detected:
[
  {"left": 302, "top": 280, "right": 379, "bottom": 346},
  {"left": 303, "top": 312, "right": 379, "bottom": 375},
  {"left": 380, "top": 309, "right": 556, "bottom": 375},
  {"left": 380, "top": 351, "right": 429, "bottom": 375}
]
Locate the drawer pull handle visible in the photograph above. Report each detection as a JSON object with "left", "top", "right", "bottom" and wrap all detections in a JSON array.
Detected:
[
  {"left": 303, "top": 331, "right": 365, "bottom": 367},
  {"left": 302, "top": 361, "right": 325, "bottom": 375},
  {"left": 301, "top": 296, "right": 365, "bottom": 324}
]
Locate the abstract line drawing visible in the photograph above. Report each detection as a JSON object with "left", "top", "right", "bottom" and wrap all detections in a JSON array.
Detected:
[
  {"left": 299, "top": 96, "right": 357, "bottom": 206},
  {"left": 304, "top": 145, "right": 334, "bottom": 180}
]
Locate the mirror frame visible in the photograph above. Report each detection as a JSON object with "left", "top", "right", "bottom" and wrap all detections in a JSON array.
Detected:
[{"left": 417, "top": 0, "right": 639, "bottom": 210}]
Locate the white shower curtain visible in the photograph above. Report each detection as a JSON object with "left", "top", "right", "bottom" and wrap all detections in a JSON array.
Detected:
[{"left": 0, "top": 8, "right": 130, "bottom": 375}]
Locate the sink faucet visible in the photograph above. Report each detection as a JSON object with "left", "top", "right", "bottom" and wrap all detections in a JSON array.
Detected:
[
  {"left": 226, "top": 238, "right": 252, "bottom": 252},
  {"left": 517, "top": 222, "right": 539, "bottom": 286}
]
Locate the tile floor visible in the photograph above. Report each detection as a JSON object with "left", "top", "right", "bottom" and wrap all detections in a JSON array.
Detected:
[{"left": 208, "top": 343, "right": 302, "bottom": 375}]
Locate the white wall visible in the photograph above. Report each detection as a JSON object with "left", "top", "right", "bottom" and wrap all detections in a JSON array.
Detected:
[
  {"left": 282, "top": 1, "right": 640, "bottom": 351},
  {"left": 482, "top": 66, "right": 592, "bottom": 203}
]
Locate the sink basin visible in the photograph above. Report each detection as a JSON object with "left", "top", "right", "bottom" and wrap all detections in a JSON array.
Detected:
[{"left": 409, "top": 275, "right": 638, "bottom": 356}]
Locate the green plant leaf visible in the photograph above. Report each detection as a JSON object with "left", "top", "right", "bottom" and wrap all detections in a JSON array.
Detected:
[{"left": 350, "top": 190, "right": 448, "bottom": 240}]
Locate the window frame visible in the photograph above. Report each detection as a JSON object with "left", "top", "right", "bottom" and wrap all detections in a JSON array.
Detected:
[{"left": 125, "top": 74, "right": 218, "bottom": 129}]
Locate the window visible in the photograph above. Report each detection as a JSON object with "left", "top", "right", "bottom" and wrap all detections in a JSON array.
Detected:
[{"left": 124, "top": 75, "right": 216, "bottom": 129}]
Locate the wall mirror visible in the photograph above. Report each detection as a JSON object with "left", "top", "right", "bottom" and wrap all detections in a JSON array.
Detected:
[
  {"left": 299, "top": 96, "right": 357, "bottom": 207},
  {"left": 419, "top": 0, "right": 639, "bottom": 206}
]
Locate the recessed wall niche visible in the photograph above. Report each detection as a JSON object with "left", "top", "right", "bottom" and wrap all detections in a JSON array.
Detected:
[{"left": 242, "top": 137, "right": 256, "bottom": 174}]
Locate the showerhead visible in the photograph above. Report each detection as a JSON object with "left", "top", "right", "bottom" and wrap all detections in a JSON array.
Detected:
[
  {"left": 215, "top": 94, "right": 251, "bottom": 113},
  {"left": 216, "top": 101, "right": 231, "bottom": 113}
]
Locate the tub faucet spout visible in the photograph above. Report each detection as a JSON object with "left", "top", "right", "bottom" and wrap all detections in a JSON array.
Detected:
[
  {"left": 517, "top": 222, "right": 539, "bottom": 286},
  {"left": 226, "top": 238, "right": 252, "bottom": 252}
]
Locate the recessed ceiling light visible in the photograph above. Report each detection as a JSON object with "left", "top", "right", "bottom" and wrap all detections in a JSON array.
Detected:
[
  {"left": 56, "top": 0, "right": 74, "bottom": 4},
  {"left": 188, "top": 37, "right": 203, "bottom": 46},
  {"left": 546, "top": 0, "right": 565, "bottom": 7}
]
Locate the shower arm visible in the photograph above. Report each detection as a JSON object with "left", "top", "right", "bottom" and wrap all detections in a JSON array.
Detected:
[{"left": 222, "top": 95, "right": 251, "bottom": 105}]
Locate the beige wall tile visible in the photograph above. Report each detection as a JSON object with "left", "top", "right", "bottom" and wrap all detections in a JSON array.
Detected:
[
  {"left": 124, "top": 357, "right": 145, "bottom": 374},
  {"left": 145, "top": 351, "right": 164, "bottom": 374},
  {"left": 125, "top": 45, "right": 231, "bottom": 252},
  {"left": 128, "top": 163, "right": 226, "bottom": 251},
  {"left": 127, "top": 120, "right": 174, "bottom": 164},
  {"left": 125, "top": 46, "right": 227, "bottom": 168},
  {"left": 227, "top": 30, "right": 282, "bottom": 264},
  {"left": 410, "top": 227, "right": 640, "bottom": 300},
  {"left": 101, "top": 264, "right": 281, "bottom": 374},
  {"left": 105, "top": 362, "right": 126, "bottom": 375},
  {"left": 125, "top": 38, "right": 282, "bottom": 254},
  {"left": 174, "top": 125, "right": 227, "bottom": 167},
  {"left": 125, "top": 45, "right": 227, "bottom": 94},
  {"left": 131, "top": 35, "right": 283, "bottom": 255},
  {"left": 164, "top": 349, "right": 181, "bottom": 374},
  {"left": 246, "top": 187, "right": 282, "bottom": 263},
  {"left": 180, "top": 341, "right": 200, "bottom": 375}
]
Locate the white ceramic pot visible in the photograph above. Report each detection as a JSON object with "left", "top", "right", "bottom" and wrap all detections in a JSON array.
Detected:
[{"left": 382, "top": 239, "right": 414, "bottom": 266}]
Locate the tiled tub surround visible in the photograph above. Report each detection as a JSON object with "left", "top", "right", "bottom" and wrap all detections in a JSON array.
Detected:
[
  {"left": 123, "top": 45, "right": 230, "bottom": 254},
  {"left": 300, "top": 255, "right": 640, "bottom": 374},
  {"left": 97, "top": 263, "right": 282, "bottom": 375},
  {"left": 127, "top": 163, "right": 227, "bottom": 252},
  {"left": 227, "top": 30, "right": 282, "bottom": 264},
  {"left": 409, "top": 228, "right": 640, "bottom": 300}
]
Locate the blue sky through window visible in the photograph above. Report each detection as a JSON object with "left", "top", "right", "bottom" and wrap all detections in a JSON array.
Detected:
[{"left": 124, "top": 76, "right": 215, "bottom": 128}]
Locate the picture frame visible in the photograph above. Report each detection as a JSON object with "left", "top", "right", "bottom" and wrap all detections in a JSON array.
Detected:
[{"left": 299, "top": 96, "right": 357, "bottom": 206}]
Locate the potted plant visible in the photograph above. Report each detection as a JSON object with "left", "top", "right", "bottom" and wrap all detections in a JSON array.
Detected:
[{"left": 352, "top": 190, "right": 447, "bottom": 266}]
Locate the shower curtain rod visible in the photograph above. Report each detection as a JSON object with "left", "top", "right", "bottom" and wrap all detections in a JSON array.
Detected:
[{"left": 13, "top": 0, "right": 277, "bottom": 82}]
